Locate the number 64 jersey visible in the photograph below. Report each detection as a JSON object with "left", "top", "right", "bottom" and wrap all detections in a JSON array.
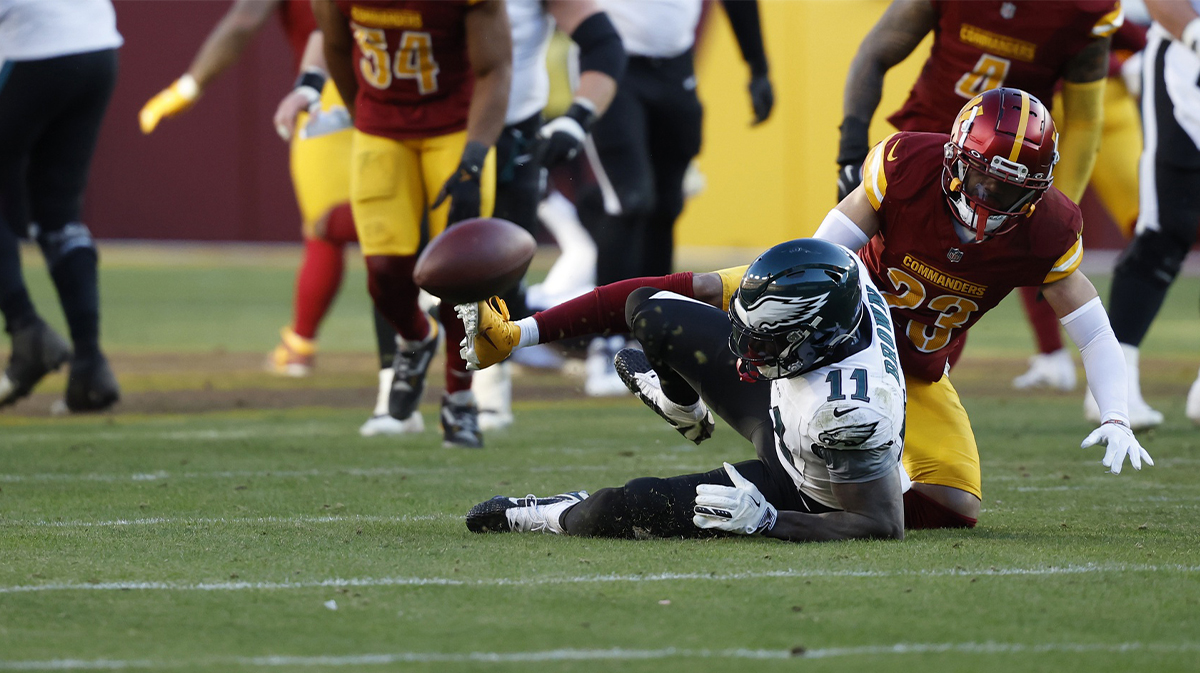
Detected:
[{"left": 771, "top": 257, "right": 910, "bottom": 511}]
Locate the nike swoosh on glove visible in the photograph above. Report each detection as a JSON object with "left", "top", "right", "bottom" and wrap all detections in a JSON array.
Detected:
[{"left": 693, "top": 462, "right": 777, "bottom": 534}]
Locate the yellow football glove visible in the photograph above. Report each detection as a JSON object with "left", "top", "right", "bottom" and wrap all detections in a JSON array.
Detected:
[{"left": 139, "top": 75, "right": 200, "bottom": 134}]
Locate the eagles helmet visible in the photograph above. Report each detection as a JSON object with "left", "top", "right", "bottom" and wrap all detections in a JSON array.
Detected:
[
  {"left": 943, "top": 87, "right": 1059, "bottom": 241},
  {"left": 728, "top": 239, "right": 864, "bottom": 381}
]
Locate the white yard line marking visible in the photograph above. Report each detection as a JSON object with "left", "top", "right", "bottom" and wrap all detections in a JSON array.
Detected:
[
  {"left": 3, "top": 563, "right": 1198, "bottom": 595},
  {"left": 0, "top": 514, "right": 451, "bottom": 528},
  {"left": 2, "top": 642, "right": 1199, "bottom": 669}
]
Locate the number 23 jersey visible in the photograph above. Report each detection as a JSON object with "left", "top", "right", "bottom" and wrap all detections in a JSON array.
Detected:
[
  {"left": 857, "top": 131, "right": 1083, "bottom": 382},
  {"left": 336, "top": 0, "right": 478, "bottom": 139},
  {"left": 771, "top": 257, "right": 909, "bottom": 511}
]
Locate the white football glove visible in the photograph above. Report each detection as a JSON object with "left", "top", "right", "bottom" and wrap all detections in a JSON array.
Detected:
[
  {"left": 693, "top": 462, "right": 778, "bottom": 535},
  {"left": 1081, "top": 420, "right": 1154, "bottom": 474}
]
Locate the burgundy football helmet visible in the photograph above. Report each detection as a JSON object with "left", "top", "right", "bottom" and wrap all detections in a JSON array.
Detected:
[{"left": 942, "top": 87, "right": 1059, "bottom": 241}]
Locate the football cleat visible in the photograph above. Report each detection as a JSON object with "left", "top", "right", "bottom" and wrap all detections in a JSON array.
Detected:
[
  {"left": 1012, "top": 349, "right": 1076, "bottom": 391},
  {"left": 441, "top": 390, "right": 483, "bottom": 448},
  {"left": 1083, "top": 388, "right": 1163, "bottom": 431},
  {"left": 360, "top": 412, "right": 424, "bottom": 437},
  {"left": 466, "top": 491, "right": 589, "bottom": 534},
  {"left": 456, "top": 297, "right": 519, "bottom": 370},
  {"left": 268, "top": 327, "right": 315, "bottom": 377},
  {"left": 388, "top": 317, "right": 440, "bottom": 421},
  {"left": 473, "top": 361, "right": 514, "bottom": 431},
  {"left": 0, "top": 319, "right": 71, "bottom": 408},
  {"left": 584, "top": 336, "right": 627, "bottom": 397},
  {"left": 614, "top": 348, "right": 714, "bottom": 444},
  {"left": 64, "top": 353, "right": 120, "bottom": 413},
  {"left": 1185, "top": 367, "right": 1200, "bottom": 427}
]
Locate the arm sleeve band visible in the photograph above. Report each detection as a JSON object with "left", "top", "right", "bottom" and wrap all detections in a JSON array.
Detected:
[
  {"left": 1051, "top": 78, "right": 1106, "bottom": 203},
  {"left": 814, "top": 208, "right": 871, "bottom": 252},
  {"left": 572, "top": 12, "right": 627, "bottom": 83},
  {"left": 1060, "top": 296, "right": 1130, "bottom": 424},
  {"left": 721, "top": 0, "right": 769, "bottom": 75}
]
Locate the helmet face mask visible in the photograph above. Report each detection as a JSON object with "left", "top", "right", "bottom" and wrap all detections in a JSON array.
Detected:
[
  {"left": 727, "top": 240, "right": 864, "bottom": 381},
  {"left": 942, "top": 88, "right": 1059, "bottom": 242}
]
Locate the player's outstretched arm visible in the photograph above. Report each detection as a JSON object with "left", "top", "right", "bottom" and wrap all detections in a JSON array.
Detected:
[
  {"left": 139, "top": 0, "right": 280, "bottom": 134},
  {"left": 693, "top": 463, "right": 904, "bottom": 542},
  {"left": 837, "top": 0, "right": 934, "bottom": 199},
  {"left": 274, "top": 30, "right": 330, "bottom": 142},
  {"left": 1043, "top": 270, "right": 1154, "bottom": 473}
]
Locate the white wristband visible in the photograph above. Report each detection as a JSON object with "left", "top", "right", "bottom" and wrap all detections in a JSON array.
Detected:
[
  {"left": 176, "top": 74, "right": 200, "bottom": 101},
  {"left": 1183, "top": 17, "right": 1200, "bottom": 58}
]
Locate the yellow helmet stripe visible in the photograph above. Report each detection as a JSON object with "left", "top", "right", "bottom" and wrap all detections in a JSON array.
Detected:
[{"left": 1008, "top": 90, "right": 1031, "bottom": 163}]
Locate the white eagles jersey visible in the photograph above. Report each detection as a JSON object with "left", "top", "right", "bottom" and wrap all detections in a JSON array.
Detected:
[
  {"left": 0, "top": 0, "right": 122, "bottom": 62},
  {"left": 598, "top": 0, "right": 701, "bottom": 59},
  {"left": 769, "top": 259, "right": 909, "bottom": 510},
  {"left": 505, "top": 0, "right": 556, "bottom": 125}
]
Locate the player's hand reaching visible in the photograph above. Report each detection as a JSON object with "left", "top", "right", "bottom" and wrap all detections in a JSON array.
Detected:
[
  {"left": 533, "top": 101, "right": 596, "bottom": 168},
  {"left": 1081, "top": 419, "right": 1154, "bottom": 474},
  {"left": 748, "top": 72, "right": 774, "bottom": 125},
  {"left": 693, "top": 462, "right": 777, "bottom": 535},
  {"left": 836, "top": 116, "right": 870, "bottom": 201},
  {"left": 273, "top": 87, "right": 321, "bottom": 142},
  {"left": 433, "top": 141, "right": 488, "bottom": 225},
  {"left": 139, "top": 75, "right": 200, "bottom": 134},
  {"left": 836, "top": 163, "right": 863, "bottom": 201}
]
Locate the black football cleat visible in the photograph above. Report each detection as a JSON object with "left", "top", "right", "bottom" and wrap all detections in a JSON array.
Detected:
[
  {"left": 0, "top": 319, "right": 72, "bottom": 408},
  {"left": 64, "top": 352, "right": 120, "bottom": 412},
  {"left": 465, "top": 491, "right": 589, "bottom": 533},
  {"left": 614, "top": 348, "right": 714, "bottom": 444},
  {"left": 388, "top": 316, "right": 440, "bottom": 421},
  {"left": 440, "top": 390, "right": 483, "bottom": 448}
]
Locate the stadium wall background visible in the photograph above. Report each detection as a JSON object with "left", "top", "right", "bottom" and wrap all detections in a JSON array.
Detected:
[{"left": 84, "top": 0, "right": 1126, "bottom": 250}]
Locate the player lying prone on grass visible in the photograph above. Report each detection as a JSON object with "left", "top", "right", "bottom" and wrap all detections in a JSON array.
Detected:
[{"left": 464, "top": 239, "right": 908, "bottom": 542}]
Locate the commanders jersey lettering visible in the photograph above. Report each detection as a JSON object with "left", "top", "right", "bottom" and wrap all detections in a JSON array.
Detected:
[
  {"left": 901, "top": 254, "right": 987, "bottom": 297},
  {"left": 958, "top": 24, "right": 1036, "bottom": 62},
  {"left": 881, "top": 264, "right": 981, "bottom": 354},
  {"left": 350, "top": 6, "right": 422, "bottom": 29}
]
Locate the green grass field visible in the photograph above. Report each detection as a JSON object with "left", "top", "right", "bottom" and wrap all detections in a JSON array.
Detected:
[{"left": 1, "top": 246, "right": 1199, "bottom": 671}]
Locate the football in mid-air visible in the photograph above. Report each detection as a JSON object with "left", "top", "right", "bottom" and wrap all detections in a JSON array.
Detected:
[{"left": 414, "top": 217, "right": 537, "bottom": 305}]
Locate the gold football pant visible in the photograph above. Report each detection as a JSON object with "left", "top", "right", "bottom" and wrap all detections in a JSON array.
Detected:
[
  {"left": 902, "top": 374, "right": 982, "bottom": 499},
  {"left": 290, "top": 82, "right": 352, "bottom": 237},
  {"left": 350, "top": 129, "right": 496, "bottom": 257}
]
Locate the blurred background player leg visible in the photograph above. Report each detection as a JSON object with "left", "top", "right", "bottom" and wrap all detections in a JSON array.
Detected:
[
  {"left": 1103, "top": 21, "right": 1200, "bottom": 429},
  {"left": 0, "top": 46, "right": 121, "bottom": 412}
]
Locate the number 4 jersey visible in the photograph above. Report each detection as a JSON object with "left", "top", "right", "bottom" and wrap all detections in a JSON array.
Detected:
[
  {"left": 336, "top": 0, "right": 479, "bottom": 139},
  {"left": 771, "top": 257, "right": 909, "bottom": 511},
  {"left": 858, "top": 131, "right": 1083, "bottom": 382}
]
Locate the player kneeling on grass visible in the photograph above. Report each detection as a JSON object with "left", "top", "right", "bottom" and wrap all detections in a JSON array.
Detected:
[{"left": 465, "top": 240, "right": 908, "bottom": 542}]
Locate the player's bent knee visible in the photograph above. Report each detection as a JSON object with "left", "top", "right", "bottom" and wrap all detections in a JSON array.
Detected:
[
  {"left": 625, "top": 286, "right": 660, "bottom": 330},
  {"left": 904, "top": 486, "right": 979, "bottom": 529},
  {"left": 1115, "top": 229, "right": 1185, "bottom": 288}
]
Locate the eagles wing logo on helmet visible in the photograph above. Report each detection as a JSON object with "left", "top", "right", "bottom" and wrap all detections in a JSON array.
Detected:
[
  {"left": 818, "top": 421, "right": 880, "bottom": 449},
  {"left": 739, "top": 292, "right": 830, "bottom": 331}
]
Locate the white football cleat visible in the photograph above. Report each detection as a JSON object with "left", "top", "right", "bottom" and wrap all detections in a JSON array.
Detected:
[
  {"left": 614, "top": 348, "right": 714, "bottom": 444},
  {"left": 584, "top": 336, "right": 627, "bottom": 397},
  {"left": 473, "top": 361, "right": 514, "bottom": 431},
  {"left": 360, "top": 368, "right": 424, "bottom": 436},
  {"left": 1186, "top": 367, "right": 1200, "bottom": 427},
  {"left": 1012, "top": 348, "right": 1076, "bottom": 391}
]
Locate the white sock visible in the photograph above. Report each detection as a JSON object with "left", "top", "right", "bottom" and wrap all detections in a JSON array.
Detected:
[
  {"left": 516, "top": 317, "right": 539, "bottom": 348},
  {"left": 372, "top": 369, "right": 392, "bottom": 416}
]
